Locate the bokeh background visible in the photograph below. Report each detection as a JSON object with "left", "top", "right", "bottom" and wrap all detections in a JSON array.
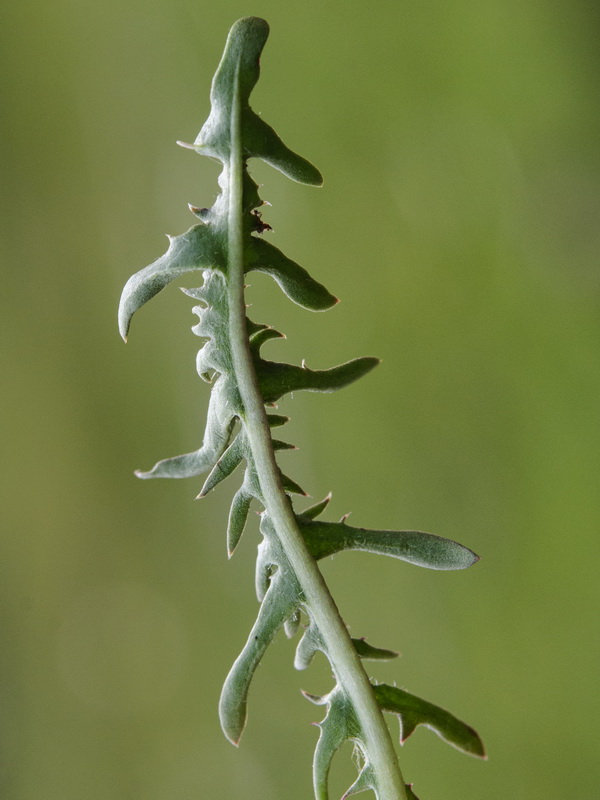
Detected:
[{"left": 2, "top": 1, "right": 599, "bottom": 798}]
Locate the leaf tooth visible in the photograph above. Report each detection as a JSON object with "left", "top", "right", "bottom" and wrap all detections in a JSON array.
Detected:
[
  {"left": 295, "top": 621, "right": 322, "bottom": 671},
  {"left": 199, "top": 434, "right": 245, "bottom": 496},
  {"left": 219, "top": 572, "right": 300, "bottom": 746},
  {"left": 300, "top": 689, "right": 327, "bottom": 705},
  {"left": 351, "top": 638, "right": 399, "bottom": 662},
  {"left": 310, "top": 688, "right": 359, "bottom": 800},
  {"left": 181, "top": 286, "right": 208, "bottom": 305},
  {"left": 298, "top": 493, "right": 332, "bottom": 521},
  {"left": 341, "top": 759, "right": 375, "bottom": 798},
  {"left": 257, "top": 356, "right": 379, "bottom": 403},
  {"left": 227, "top": 489, "right": 252, "bottom": 557},
  {"left": 281, "top": 472, "right": 308, "bottom": 496},
  {"left": 272, "top": 439, "right": 296, "bottom": 452},
  {"left": 135, "top": 448, "right": 216, "bottom": 480},
  {"left": 267, "top": 413, "right": 289, "bottom": 428},
  {"left": 249, "top": 326, "right": 286, "bottom": 356},
  {"left": 187, "top": 203, "right": 212, "bottom": 222},
  {"left": 246, "top": 318, "right": 270, "bottom": 337}
]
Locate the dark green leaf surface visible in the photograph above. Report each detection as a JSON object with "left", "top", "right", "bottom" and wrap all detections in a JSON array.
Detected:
[
  {"left": 351, "top": 638, "right": 399, "bottom": 661},
  {"left": 256, "top": 356, "right": 380, "bottom": 403},
  {"left": 300, "top": 519, "right": 479, "bottom": 570},
  {"left": 298, "top": 494, "right": 333, "bottom": 521},
  {"left": 247, "top": 238, "right": 337, "bottom": 310},
  {"left": 373, "top": 684, "right": 486, "bottom": 759}
]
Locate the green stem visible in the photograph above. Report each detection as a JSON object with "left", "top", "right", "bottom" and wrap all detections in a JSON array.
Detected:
[{"left": 226, "top": 64, "right": 407, "bottom": 800}]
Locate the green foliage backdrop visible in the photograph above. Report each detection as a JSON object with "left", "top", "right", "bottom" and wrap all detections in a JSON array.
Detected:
[{"left": 2, "top": 1, "right": 599, "bottom": 798}]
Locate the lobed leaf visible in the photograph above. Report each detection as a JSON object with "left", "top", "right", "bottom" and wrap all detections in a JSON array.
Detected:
[
  {"left": 243, "top": 110, "right": 324, "bottom": 185},
  {"left": 219, "top": 571, "right": 302, "bottom": 745},
  {"left": 304, "top": 688, "right": 360, "bottom": 800},
  {"left": 256, "top": 356, "right": 380, "bottom": 403},
  {"left": 247, "top": 238, "right": 337, "bottom": 310},
  {"left": 183, "top": 17, "right": 269, "bottom": 163},
  {"left": 299, "top": 519, "right": 479, "bottom": 570},
  {"left": 184, "top": 17, "right": 322, "bottom": 185},
  {"left": 373, "top": 684, "right": 486, "bottom": 759},
  {"left": 296, "top": 627, "right": 397, "bottom": 671},
  {"left": 135, "top": 387, "right": 234, "bottom": 480},
  {"left": 118, "top": 225, "right": 222, "bottom": 340}
]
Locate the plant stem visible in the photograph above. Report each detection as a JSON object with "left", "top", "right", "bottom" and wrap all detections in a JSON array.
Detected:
[{"left": 226, "top": 64, "right": 407, "bottom": 800}]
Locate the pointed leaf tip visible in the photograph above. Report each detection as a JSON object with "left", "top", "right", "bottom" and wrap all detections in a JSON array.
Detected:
[
  {"left": 301, "top": 690, "right": 324, "bottom": 705},
  {"left": 298, "top": 493, "right": 332, "bottom": 521},
  {"left": 341, "top": 762, "right": 375, "bottom": 798}
]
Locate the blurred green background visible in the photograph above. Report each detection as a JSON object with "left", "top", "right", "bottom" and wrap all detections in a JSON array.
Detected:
[{"left": 2, "top": 1, "right": 599, "bottom": 798}]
